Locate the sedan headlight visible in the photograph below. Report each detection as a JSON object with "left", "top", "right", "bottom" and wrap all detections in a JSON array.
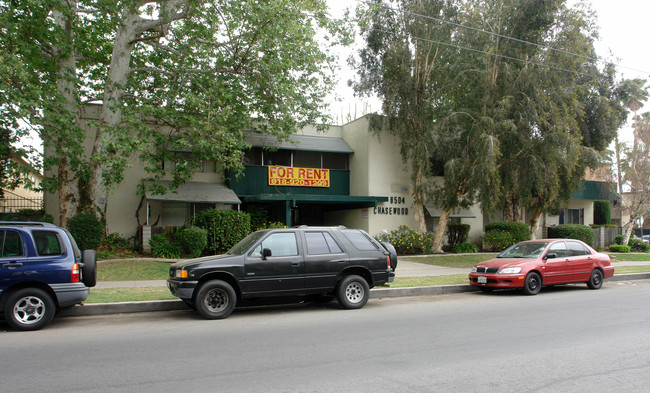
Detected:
[
  {"left": 471, "top": 267, "right": 478, "bottom": 273},
  {"left": 499, "top": 267, "right": 522, "bottom": 274}
]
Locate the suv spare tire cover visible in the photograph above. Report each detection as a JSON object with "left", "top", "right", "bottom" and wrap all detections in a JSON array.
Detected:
[
  {"left": 381, "top": 242, "right": 398, "bottom": 271},
  {"left": 81, "top": 249, "right": 97, "bottom": 287}
]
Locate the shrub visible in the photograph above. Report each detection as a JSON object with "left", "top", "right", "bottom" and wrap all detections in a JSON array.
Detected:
[
  {"left": 614, "top": 235, "right": 624, "bottom": 245},
  {"left": 593, "top": 201, "right": 611, "bottom": 225},
  {"left": 630, "top": 238, "right": 650, "bottom": 252},
  {"left": 375, "top": 225, "right": 434, "bottom": 255},
  {"left": 175, "top": 226, "right": 208, "bottom": 258},
  {"left": 452, "top": 242, "right": 478, "bottom": 253},
  {"left": 483, "top": 222, "right": 530, "bottom": 251},
  {"left": 447, "top": 223, "right": 470, "bottom": 248},
  {"left": 0, "top": 209, "right": 53, "bottom": 223},
  {"left": 104, "top": 233, "right": 129, "bottom": 249},
  {"left": 68, "top": 212, "right": 103, "bottom": 251},
  {"left": 609, "top": 244, "right": 630, "bottom": 253},
  {"left": 193, "top": 209, "right": 251, "bottom": 254},
  {"left": 150, "top": 233, "right": 182, "bottom": 258},
  {"left": 547, "top": 224, "right": 595, "bottom": 246}
]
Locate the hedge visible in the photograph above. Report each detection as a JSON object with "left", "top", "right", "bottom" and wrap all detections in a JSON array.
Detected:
[
  {"left": 175, "top": 226, "right": 208, "bottom": 258},
  {"left": 593, "top": 201, "right": 611, "bottom": 225},
  {"left": 483, "top": 222, "right": 530, "bottom": 251},
  {"left": 547, "top": 224, "right": 595, "bottom": 246},
  {"left": 68, "top": 212, "right": 103, "bottom": 251},
  {"left": 447, "top": 223, "right": 470, "bottom": 248},
  {"left": 193, "top": 209, "right": 251, "bottom": 255}
]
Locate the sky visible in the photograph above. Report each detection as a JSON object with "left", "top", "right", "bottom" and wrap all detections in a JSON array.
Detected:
[{"left": 326, "top": 0, "right": 650, "bottom": 142}]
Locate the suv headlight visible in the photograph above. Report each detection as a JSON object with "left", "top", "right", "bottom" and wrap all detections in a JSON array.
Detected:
[
  {"left": 175, "top": 269, "right": 189, "bottom": 279},
  {"left": 499, "top": 267, "right": 522, "bottom": 274}
]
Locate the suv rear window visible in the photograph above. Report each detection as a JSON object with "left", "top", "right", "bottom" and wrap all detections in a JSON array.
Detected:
[
  {"left": 33, "top": 231, "right": 64, "bottom": 256},
  {"left": 1, "top": 230, "right": 24, "bottom": 257},
  {"left": 340, "top": 229, "right": 378, "bottom": 251}
]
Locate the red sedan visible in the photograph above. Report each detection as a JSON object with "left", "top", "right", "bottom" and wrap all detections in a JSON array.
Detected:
[{"left": 469, "top": 239, "right": 614, "bottom": 295}]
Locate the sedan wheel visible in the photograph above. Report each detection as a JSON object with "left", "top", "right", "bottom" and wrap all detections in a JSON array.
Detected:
[
  {"left": 522, "top": 272, "right": 542, "bottom": 295},
  {"left": 587, "top": 269, "right": 604, "bottom": 290},
  {"left": 195, "top": 280, "right": 237, "bottom": 319}
]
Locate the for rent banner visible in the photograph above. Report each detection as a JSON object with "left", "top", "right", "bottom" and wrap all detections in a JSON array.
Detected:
[{"left": 268, "top": 166, "right": 330, "bottom": 187}]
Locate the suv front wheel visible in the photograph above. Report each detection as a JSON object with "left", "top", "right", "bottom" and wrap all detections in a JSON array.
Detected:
[
  {"left": 3, "top": 288, "right": 56, "bottom": 331},
  {"left": 195, "top": 280, "right": 237, "bottom": 319},
  {"left": 336, "top": 275, "right": 370, "bottom": 309}
]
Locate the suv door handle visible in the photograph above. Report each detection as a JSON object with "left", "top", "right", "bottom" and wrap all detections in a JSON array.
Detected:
[
  {"left": 292, "top": 262, "right": 301, "bottom": 267},
  {"left": 3, "top": 262, "right": 23, "bottom": 268}
]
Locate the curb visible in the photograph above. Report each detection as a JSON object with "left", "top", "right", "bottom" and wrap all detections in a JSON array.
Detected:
[{"left": 58, "top": 273, "right": 650, "bottom": 318}]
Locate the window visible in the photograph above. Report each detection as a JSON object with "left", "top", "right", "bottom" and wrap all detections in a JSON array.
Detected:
[
  {"left": 305, "top": 232, "right": 343, "bottom": 255},
  {"left": 259, "top": 233, "right": 298, "bottom": 257},
  {"left": 263, "top": 149, "right": 291, "bottom": 166},
  {"left": 341, "top": 229, "right": 378, "bottom": 251},
  {"left": 567, "top": 241, "right": 590, "bottom": 256},
  {"left": 163, "top": 152, "right": 216, "bottom": 173},
  {"left": 33, "top": 231, "right": 63, "bottom": 256},
  {"left": 1, "top": 230, "right": 24, "bottom": 257},
  {"left": 560, "top": 208, "right": 584, "bottom": 225},
  {"left": 294, "top": 150, "right": 321, "bottom": 168},
  {"left": 547, "top": 242, "right": 568, "bottom": 258},
  {"left": 322, "top": 152, "right": 348, "bottom": 170}
]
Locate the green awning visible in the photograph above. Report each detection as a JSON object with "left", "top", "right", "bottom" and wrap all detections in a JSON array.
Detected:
[{"left": 239, "top": 194, "right": 387, "bottom": 209}]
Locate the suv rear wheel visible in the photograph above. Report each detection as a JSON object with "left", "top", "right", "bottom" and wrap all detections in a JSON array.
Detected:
[
  {"left": 3, "top": 288, "right": 56, "bottom": 331},
  {"left": 336, "top": 275, "right": 370, "bottom": 309}
]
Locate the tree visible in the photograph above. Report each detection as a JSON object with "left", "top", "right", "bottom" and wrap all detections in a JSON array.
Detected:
[
  {"left": 1, "top": 0, "right": 349, "bottom": 227},
  {"left": 619, "top": 112, "right": 650, "bottom": 244}
]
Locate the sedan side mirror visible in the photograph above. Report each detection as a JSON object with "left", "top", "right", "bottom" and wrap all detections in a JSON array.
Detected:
[
  {"left": 262, "top": 248, "right": 272, "bottom": 260},
  {"left": 545, "top": 253, "right": 557, "bottom": 260}
]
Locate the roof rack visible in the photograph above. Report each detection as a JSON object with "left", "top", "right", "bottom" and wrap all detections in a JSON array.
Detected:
[{"left": 0, "top": 221, "right": 57, "bottom": 228}]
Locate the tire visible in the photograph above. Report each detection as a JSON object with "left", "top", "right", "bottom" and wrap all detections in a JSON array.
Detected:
[
  {"left": 522, "top": 272, "right": 542, "bottom": 295},
  {"left": 381, "top": 242, "right": 398, "bottom": 271},
  {"left": 587, "top": 269, "right": 603, "bottom": 290},
  {"left": 3, "top": 288, "right": 56, "bottom": 331},
  {"left": 81, "top": 249, "right": 97, "bottom": 288},
  {"left": 194, "top": 280, "right": 237, "bottom": 319},
  {"left": 336, "top": 275, "right": 370, "bottom": 309}
]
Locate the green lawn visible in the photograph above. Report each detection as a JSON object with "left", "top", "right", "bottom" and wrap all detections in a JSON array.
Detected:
[
  {"left": 86, "top": 287, "right": 177, "bottom": 303},
  {"left": 98, "top": 259, "right": 171, "bottom": 281}
]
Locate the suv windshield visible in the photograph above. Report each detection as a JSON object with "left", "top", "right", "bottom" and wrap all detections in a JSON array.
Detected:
[
  {"left": 227, "top": 230, "right": 267, "bottom": 255},
  {"left": 498, "top": 242, "right": 548, "bottom": 258}
]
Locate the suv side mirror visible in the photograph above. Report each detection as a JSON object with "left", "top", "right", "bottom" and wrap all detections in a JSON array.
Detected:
[
  {"left": 262, "top": 248, "right": 272, "bottom": 260},
  {"left": 545, "top": 253, "right": 557, "bottom": 260}
]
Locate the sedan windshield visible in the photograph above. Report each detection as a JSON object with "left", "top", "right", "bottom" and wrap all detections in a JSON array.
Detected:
[
  {"left": 498, "top": 242, "right": 548, "bottom": 258},
  {"left": 227, "top": 231, "right": 267, "bottom": 255}
]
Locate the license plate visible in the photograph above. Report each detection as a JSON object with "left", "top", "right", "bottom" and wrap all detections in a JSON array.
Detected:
[{"left": 478, "top": 276, "right": 487, "bottom": 284}]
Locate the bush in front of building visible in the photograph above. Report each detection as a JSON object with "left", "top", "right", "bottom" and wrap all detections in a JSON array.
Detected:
[
  {"left": 482, "top": 222, "right": 530, "bottom": 251},
  {"left": 0, "top": 208, "right": 54, "bottom": 223},
  {"left": 630, "top": 238, "right": 650, "bottom": 252},
  {"left": 609, "top": 244, "right": 630, "bottom": 253},
  {"left": 451, "top": 242, "right": 478, "bottom": 253},
  {"left": 68, "top": 211, "right": 103, "bottom": 251},
  {"left": 150, "top": 233, "right": 182, "bottom": 258},
  {"left": 175, "top": 226, "right": 208, "bottom": 258},
  {"left": 547, "top": 224, "right": 594, "bottom": 246},
  {"left": 447, "top": 223, "right": 470, "bottom": 249},
  {"left": 375, "top": 225, "right": 434, "bottom": 255},
  {"left": 193, "top": 209, "right": 251, "bottom": 255},
  {"left": 593, "top": 201, "right": 611, "bottom": 225}
]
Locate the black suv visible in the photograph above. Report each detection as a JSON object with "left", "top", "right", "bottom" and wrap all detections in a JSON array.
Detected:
[
  {"left": 0, "top": 222, "right": 96, "bottom": 331},
  {"left": 167, "top": 226, "right": 397, "bottom": 319}
]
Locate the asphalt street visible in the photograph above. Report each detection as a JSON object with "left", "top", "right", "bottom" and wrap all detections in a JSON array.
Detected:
[{"left": 1, "top": 280, "right": 649, "bottom": 393}]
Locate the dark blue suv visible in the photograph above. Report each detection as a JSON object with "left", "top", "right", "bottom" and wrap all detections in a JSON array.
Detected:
[{"left": 0, "top": 222, "right": 96, "bottom": 331}]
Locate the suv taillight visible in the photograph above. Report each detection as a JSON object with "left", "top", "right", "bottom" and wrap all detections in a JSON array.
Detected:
[
  {"left": 71, "top": 263, "right": 80, "bottom": 283},
  {"left": 386, "top": 256, "right": 391, "bottom": 269}
]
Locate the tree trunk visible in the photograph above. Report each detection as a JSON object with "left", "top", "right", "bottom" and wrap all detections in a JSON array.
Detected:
[
  {"left": 622, "top": 218, "right": 635, "bottom": 245},
  {"left": 529, "top": 205, "right": 543, "bottom": 240},
  {"left": 53, "top": 3, "right": 80, "bottom": 227},
  {"left": 412, "top": 165, "right": 428, "bottom": 233},
  {"left": 431, "top": 208, "right": 451, "bottom": 253}
]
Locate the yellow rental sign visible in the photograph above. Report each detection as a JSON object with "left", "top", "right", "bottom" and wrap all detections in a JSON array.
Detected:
[{"left": 268, "top": 166, "right": 330, "bottom": 187}]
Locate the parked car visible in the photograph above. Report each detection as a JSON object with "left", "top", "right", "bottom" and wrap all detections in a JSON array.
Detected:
[
  {"left": 167, "top": 226, "right": 396, "bottom": 319},
  {"left": 643, "top": 235, "right": 649, "bottom": 244},
  {"left": 468, "top": 239, "right": 614, "bottom": 295},
  {"left": 0, "top": 222, "right": 96, "bottom": 330}
]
